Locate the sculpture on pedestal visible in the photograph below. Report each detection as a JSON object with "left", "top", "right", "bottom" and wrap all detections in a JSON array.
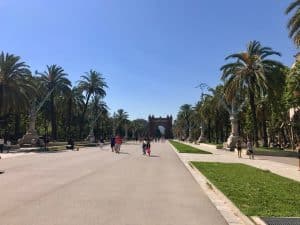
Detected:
[
  {"left": 221, "top": 97, "right": 244, "bottom": 150},
  {"left": 198, "top": 124, "right": 206, "bottom": 143},
  {"left": 19, "top": 88, "right": 55, "bottom": 146},
  {"left": 86, "top": 113, "right": 101, "bottom": 143}
]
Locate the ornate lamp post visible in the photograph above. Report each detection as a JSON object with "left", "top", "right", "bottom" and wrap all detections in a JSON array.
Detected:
[{"left": 196, "top": 83, "right": 209, "bottom": 143}]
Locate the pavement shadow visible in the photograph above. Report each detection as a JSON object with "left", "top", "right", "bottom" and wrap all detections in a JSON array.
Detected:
[
  {"left": 150, "top": 155, "right": 160, "bottom": 158},
  {"left": 37, "top": 150, "right": 69, "bottom": 154},
  {"left": 119, "top": 152, "right": 130, "bottom": 155}
]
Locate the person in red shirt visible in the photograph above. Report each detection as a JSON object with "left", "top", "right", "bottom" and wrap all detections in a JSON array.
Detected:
[{"left": 114, "top": 135, "right": 122, "bottom": 153}]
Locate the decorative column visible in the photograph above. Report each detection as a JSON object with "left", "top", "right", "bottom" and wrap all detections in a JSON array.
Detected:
[
  {"left": 124, "top": 124, "right": 128, "bottom": 141},
  {"left": 86, "top": 128, "right": 95, "bottom": 143},
  {"left": 198, "top": 123, "right": 206, "bottom": 143},
  {"left": 226, "top": 114, "right": 239, "bottom": 150}
]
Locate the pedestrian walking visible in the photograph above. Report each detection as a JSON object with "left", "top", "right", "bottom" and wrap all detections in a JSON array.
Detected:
[
  {"left": 0, "top": 136, "right": 4, "bottom": 153},
  {"left": 236, "top": 139, "right": 242, "bottom": 158},
  {"left": 66, "top": 138, "right": 74, "bottom": 150},
  {"left": 142, "top": 139, "right": 147, "bottom": 155},
  {"left": 296, "top": 143, "right": 300, "bottom": 171},
  {"left": 99, "top": 137, "right": 104, "bottom": 149},
  {"left": 6, "top": 140, "right": 11, "bottom": 153},
  {"left": 146, "top": 140, "right": 151, "bottom": 156},
  {"left": 115, "top": 135, "right": 122, "bottom": 154},
  {"left": 247, "top": 139, "right": 254, "bottom": 160},
  {"left": 110, "top": 136, "right": 115, "bottom": 152}
]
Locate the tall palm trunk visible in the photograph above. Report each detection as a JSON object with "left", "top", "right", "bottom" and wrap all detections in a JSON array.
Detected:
[
  {"left": 249, "top": 91, "right": 259, "bottom": 146},
  {"left": 208, "top": 120, "right": 211, "bottom": 143},
  {"left": 66, "top": 97, "right": 72, "bottom": 139},
  {"left": 50, "top": 93, "right": 57, "bottom": 140},
  {"left": 215, "top": 119, "right": 219, "bottom": 144},
  {"left": 261, "top": 107, "right": 268, "bottom": 147},
  {"left": 14, "top": 113, "right": 20, "bottom": 139},
  {"left": 79, "top": 93, "right": 91, "bottom": 138}
]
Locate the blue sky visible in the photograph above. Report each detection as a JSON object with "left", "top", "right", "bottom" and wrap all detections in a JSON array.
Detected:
[{"left": 0, "top": 0, "right": 296, "bottom": 119}]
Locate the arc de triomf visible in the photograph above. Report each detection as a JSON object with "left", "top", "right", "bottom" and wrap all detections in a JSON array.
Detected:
[{"left": 148, "top": 115, "right": 173, "bottom": 139}]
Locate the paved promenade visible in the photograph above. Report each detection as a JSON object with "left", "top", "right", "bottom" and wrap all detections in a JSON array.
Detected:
[
  {"left": 179, "top": 142, "right": 300, "bottom": 182},
  {"left": 0, "top": 142, "right": 227, "bottom": 225}
]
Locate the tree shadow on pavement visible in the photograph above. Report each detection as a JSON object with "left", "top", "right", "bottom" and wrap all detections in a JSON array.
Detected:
[{"left": 119, "top": 152, "right": 130, "bottom": 155}]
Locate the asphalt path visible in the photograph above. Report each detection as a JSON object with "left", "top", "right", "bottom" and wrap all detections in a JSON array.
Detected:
[{"left": 0, "top": 142, "right": 227, "bottom": 225}]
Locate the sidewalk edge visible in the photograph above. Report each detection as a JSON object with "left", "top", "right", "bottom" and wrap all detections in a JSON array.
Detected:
[{"left": 168, "top": 141, "right": 256, "bottom": 225}]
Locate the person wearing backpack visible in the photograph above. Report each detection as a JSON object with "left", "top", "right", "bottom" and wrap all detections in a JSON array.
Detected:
[
  {"left": 236, "top": 139, "right": 242, "bottom": 158},
  {"left": 146, "top": 139, "right": 151, "bottom": 157},
  {"left": 115, "top": 135, "right": 122, "bottom": 154},
  {"left": 142, "top": 139, "right": 147, "bottom": 155},
  {"left": 247, "top": 139, "right": 254, "bottom": 160}
]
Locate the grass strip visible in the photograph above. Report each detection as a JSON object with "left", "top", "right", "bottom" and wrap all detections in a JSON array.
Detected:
[
  {"left": 192, "top": 162, "right": 300, "bottom": 217},
  {"left": 169, "top": 140, "right": 211, "bottom": 154}
]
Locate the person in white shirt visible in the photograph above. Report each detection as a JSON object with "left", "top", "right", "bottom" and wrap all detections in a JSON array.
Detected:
[
  {"left": 6, "top": 140, "right": 11, "bottom": 153},
  {"left": 247, "top": 139, "right": 254, "bottom": 160}
]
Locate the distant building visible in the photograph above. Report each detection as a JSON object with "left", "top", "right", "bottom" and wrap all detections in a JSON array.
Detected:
[{"left": 148, "top": 115, "right": 173, "bottom": 139}]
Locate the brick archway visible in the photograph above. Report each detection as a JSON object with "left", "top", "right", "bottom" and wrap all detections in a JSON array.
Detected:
[{"left": 148, "top": 115, "right": 173, "bottom": 139}]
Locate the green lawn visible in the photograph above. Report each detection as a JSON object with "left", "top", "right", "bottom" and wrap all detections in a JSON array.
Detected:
[
  {"left": 192, "top": 162, "right": 300, "bottom": 217},
  {"left": 169, "top": 140, "right": 212, "bottom": 154}
]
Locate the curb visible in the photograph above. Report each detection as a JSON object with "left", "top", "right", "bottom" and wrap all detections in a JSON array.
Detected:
[
  {"left": 168, "top": 141, "right": 256, "bottom": 225},
  {"left": 251, "top": 217, "right": 267, "bottom": 225}
]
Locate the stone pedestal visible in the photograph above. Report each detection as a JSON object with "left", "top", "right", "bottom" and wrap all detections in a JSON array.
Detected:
[
  {"left": 197, "top": 126, "right": 206, "bottom": 143},
  {"left": 19, "top": 129, "right": 39, "bottom": 146},
  {"left": 226, "top": 134, "right": 239, "bottom": 151},
  {"left": 19, "top": 110, "right": 39, "bottom": 146},
  {"left": 226, "top": 115, "right": 239, "bottom": 150},
  {"left": 86, "top": 129, "right": 95, "bottom": 143},
  {"left": 198, "top": 135, "right": 206, "bottom": 143},
  {"left": 86, "top": 134, "right": 95, "bottom": 143}
]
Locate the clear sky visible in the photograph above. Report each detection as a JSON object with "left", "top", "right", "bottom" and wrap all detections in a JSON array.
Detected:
[{"left": 0, "top": 0, "right": 297, "bottom": 119}]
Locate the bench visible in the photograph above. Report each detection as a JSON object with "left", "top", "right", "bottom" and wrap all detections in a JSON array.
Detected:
[{"left": 66, "top": 145, "right": 74, "bottom": 150}]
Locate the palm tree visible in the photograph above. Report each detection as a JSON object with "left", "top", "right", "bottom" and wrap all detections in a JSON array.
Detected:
[
  {"left": 113, "top": 109, "right": 129, "bottom": 136},
  {"left": 65, "top": 87, "right": 85, "bottom": 139},
  {"left": 78, "top": 70, "right": 107, "bottom": 138},
  {"left": 0, "top": 52, "right": 34, "bottom": 115},
  {"left": 286, "top": 0, "right": 300, "bottom": 47},
  {"left": 90, "top": 95, "right": 109, "bottom": 138},
  {"left": 198, "top": 95, "right": 215, "bottom": 142},
  {"left": 39, "top": 65, "right": 71, "bottom": 140},
  {"left": 221, "top": 40, "right": 283, "bottom": 146}
]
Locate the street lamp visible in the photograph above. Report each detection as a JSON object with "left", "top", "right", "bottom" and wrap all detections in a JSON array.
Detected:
[{"left": 196, "top": 82, "right": 209, "bottom": 143}]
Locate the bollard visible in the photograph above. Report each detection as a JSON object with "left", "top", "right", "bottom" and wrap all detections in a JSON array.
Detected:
[{"left": 77, "top": 147, "right": 79, "bottom": 151}]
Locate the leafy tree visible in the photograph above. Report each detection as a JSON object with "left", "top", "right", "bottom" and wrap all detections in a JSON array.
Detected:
[{"left": 131, "top": 119, "right": 148, "bottom": 139}]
